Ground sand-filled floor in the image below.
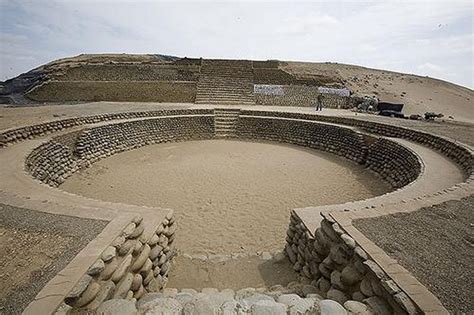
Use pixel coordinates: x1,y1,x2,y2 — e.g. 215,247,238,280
61,140,391,256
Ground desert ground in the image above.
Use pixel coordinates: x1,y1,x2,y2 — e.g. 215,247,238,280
283,62,473,122
61,140,390,257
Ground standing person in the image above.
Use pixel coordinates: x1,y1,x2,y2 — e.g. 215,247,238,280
316,93,324,111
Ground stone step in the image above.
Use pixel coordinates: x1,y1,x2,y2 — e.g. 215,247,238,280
196,90,253,96
214,109,241,113
126,285,352,315
214,117,239,121
196,93,253,98
196,100,255,105
196,84,253,90
197,81,253,91
196,96,254,101
200,69,253,74
215,129,236,133
215,117,238,121
215,124,237,129
196,85,252,90
213,112,241,115
197,101,254,105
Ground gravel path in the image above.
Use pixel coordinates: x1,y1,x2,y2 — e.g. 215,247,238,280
0,204,108,314
354,196,474,314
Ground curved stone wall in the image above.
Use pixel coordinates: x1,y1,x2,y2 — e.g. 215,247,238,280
6,108,472,181
1,108,213,147
75,116,214,160
24,113,422,191
26,115,214,187
4,108,473,314
240,110,473,178
237,116,420,188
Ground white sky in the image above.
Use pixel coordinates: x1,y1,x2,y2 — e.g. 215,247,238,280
1,0,473,88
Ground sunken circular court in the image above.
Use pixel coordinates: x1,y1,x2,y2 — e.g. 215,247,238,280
0,107,472,314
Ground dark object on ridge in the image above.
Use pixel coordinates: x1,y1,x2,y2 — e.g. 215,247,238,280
424,112,444,120
379,110,404,118
378,102,404,112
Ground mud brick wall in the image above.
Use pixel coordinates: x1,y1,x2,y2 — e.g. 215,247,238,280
26,81,197,103
1,109,213,147
286,211,420,314
63,211,177,312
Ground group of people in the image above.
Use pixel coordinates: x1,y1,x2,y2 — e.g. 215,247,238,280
314,92,379,112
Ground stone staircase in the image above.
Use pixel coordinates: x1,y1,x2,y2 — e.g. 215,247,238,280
196,60,255,105
214,108,241,138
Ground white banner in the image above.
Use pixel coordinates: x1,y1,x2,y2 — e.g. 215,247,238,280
254,84,285,96
318,87,350,97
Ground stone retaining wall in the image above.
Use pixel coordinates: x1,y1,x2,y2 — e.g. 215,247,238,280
7,109,472,179
75,116,214,161
26,140,77,187
24,113,422,191
25,115,214,187
254,85,351,108
365,138,421,189
1,109,213,147
25,81,197,103
58,64,200,82
237,116,367,164
240,110,473,178
286,211,419,314
237,116,421,189
61,211,176,312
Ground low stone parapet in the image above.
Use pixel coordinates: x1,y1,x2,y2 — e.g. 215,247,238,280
1,108,213,147
286,211,424,314
25,115,215,187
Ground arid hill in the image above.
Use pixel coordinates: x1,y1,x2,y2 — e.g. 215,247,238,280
1,54,472,122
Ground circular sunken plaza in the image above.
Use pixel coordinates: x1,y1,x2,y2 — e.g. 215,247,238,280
0,102,472,315
0,52,472,315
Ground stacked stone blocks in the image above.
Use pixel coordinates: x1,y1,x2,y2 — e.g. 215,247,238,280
240,110,472,178
63,211,176,311
25,115,214,187
286,211,420,314
254,85,351,108
1,109,213,147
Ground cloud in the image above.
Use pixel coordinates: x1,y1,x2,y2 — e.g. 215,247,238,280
276,13,340,36
0,0,472,88
418,62,444,73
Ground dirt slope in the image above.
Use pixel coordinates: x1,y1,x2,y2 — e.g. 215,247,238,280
283,62,473,122
2,54,472,121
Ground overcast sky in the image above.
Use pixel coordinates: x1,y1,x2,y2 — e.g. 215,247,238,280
1,0,473,88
